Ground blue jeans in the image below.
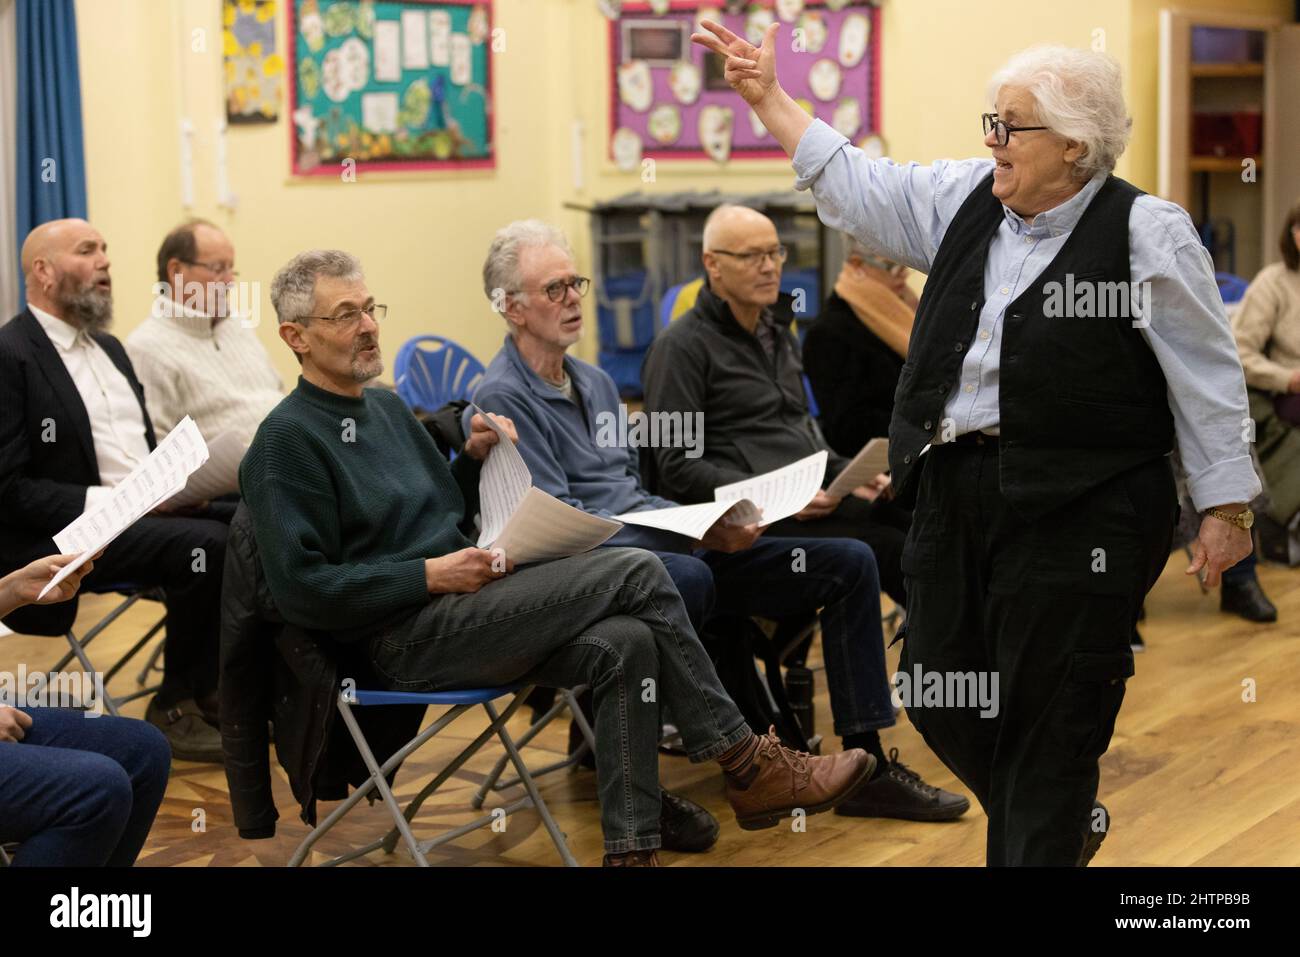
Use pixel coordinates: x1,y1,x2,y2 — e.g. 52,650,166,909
369,548,750,854
656,537,896,737
0,709,171,866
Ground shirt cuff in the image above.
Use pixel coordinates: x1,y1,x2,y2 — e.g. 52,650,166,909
792,118,850,191
1185,454,1262,512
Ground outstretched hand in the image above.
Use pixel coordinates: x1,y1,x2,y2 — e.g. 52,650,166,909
691,19,780,108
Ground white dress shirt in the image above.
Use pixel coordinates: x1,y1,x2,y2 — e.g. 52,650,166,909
29,303,151,512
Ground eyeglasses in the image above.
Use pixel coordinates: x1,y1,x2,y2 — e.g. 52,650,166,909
297,303,388,326
710,245,789,268
182,260,240,277
534,276,591,303
981,113,1049,146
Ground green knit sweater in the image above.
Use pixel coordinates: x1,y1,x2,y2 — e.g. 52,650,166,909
240,376,481,634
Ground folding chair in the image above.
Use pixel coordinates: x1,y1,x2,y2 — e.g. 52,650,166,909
49,584,166,716
289,684,578,867
394,335,486,411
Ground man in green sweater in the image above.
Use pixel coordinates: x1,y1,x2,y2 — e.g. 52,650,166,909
240,249,873,866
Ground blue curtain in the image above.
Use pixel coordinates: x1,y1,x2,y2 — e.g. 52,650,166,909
15,0,87,302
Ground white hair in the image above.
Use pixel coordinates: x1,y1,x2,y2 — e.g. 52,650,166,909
987,45,1131,180
482,220,573,306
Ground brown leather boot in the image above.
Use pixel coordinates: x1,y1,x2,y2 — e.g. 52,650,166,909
602,849,661,866
726,727,875,831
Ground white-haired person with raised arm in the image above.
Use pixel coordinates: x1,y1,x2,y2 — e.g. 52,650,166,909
692,23,1258,865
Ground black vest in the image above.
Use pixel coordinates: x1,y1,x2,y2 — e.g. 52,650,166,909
888,172,1174,521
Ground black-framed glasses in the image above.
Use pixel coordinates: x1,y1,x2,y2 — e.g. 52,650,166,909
182,259,240,277
982,113,1049,146
711,245,789,268
298,303,387,326
534,276,591,303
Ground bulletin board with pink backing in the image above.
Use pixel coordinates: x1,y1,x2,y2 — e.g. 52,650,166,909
607,0,880,164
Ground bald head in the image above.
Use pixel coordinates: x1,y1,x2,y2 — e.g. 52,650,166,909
21,218,113,331
701,204,784,325
701,204,776,255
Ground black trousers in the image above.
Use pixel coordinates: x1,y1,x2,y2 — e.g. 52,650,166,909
897,435,1176,866
767,493,910,607
81,512,229,706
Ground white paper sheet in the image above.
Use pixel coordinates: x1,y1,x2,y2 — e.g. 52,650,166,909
429,10,451,67
485,487,621,565
615,499,760,541
470,405,622,564
401,9,429,70
361,92,399,133
373,20,401,82
41,417,210,598
450,32,472,86
713,451,827,526
167,431,246,509
825,438,889,499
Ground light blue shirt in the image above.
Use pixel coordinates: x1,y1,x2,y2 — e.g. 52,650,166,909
792,119,1260,510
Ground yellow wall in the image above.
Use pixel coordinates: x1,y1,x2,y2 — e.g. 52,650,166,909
76,0,1292,383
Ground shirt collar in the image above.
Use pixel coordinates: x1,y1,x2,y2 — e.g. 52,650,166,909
150,294,217,336
503,333,582,401
28,303,86,352
1000,171,1108,238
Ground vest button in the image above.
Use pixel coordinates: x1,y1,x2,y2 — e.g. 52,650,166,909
923,420,933,430
970,301,978,311
904,454,912,464
954,342,964,352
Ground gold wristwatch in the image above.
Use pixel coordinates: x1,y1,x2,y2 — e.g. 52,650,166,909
1206,506,1254,530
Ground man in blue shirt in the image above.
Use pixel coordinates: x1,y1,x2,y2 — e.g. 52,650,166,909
472,220,968,839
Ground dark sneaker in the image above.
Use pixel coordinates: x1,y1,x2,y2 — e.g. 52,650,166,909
834,748,970,821
602,849,660,866
146,696,224,764
1221,578,1278,623
1079,801,1109,866
726,727,875,831
660,788,719,852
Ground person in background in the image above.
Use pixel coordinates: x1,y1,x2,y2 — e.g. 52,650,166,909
1230,201,1300,577
0,219,228,762
804,235,917,455
0,554,172,867
126,219,283,446
643,204,910,609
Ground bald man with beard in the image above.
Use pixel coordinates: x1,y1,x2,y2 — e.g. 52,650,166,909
0,219,227,763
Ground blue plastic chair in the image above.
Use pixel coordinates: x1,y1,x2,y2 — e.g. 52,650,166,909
1215,272,1249,305
288,683,579,867
394,335,486,412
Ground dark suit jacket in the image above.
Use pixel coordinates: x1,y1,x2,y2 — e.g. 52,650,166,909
0,308,157,635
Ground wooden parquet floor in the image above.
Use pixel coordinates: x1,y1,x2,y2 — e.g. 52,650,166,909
3,553,1297,867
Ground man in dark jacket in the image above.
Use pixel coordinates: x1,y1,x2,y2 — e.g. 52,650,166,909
0,219,226,762
642,205,910,608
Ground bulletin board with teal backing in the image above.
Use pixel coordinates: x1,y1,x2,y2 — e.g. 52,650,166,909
289,0,494,175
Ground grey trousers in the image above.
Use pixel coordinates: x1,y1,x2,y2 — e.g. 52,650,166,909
368,547,750,853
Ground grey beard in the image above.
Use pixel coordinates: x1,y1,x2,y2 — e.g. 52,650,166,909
58,285,113,334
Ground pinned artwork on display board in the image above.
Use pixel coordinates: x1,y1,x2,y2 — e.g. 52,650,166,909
224,0,283,124
797,11,828,53
609,1,879,163
698,104,734,163
290,1,494,176
598,0,623,19
648,103,682,144
775,0,805,22
839,11,870,68
858,133,885,158
832,97,861,138
670,61,702,105
809,58,841,101
612,127,643,171
618,60,654,112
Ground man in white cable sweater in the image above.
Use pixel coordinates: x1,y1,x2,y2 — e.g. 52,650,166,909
126,219,283,445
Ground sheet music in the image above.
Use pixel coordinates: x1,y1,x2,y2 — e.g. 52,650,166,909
41,417,210,598
470,405,533,545
486,487,621,565
713,451,828,527
825,438,889,499
167,431,246,508
615,499,761,540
